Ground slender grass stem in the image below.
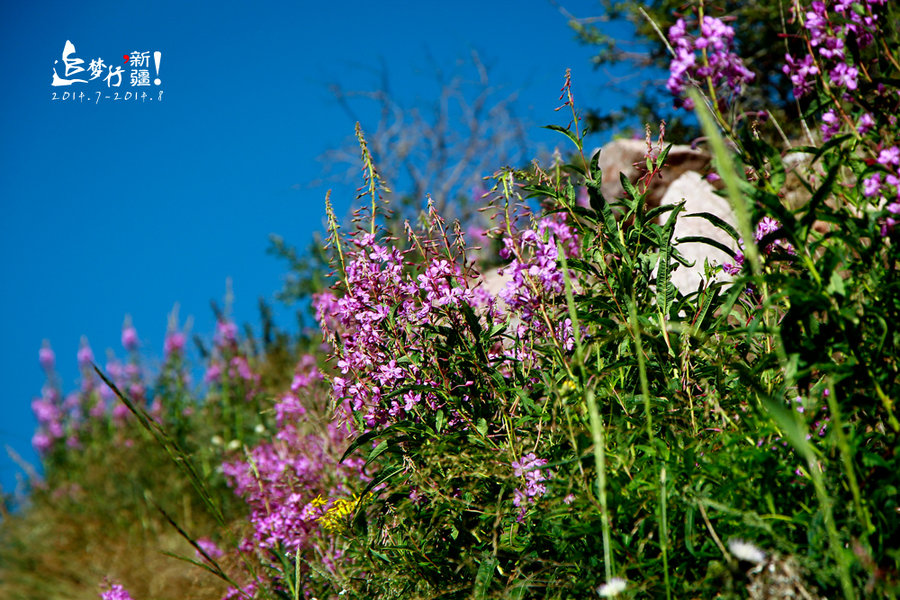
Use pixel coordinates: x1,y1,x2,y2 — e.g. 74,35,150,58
558,244,613,582
659,467,672,600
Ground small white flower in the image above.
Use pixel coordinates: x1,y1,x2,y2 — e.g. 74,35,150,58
226,439,241,451
597,577,627,597
728,538,766,564
254,423,265,434
210,435,223,446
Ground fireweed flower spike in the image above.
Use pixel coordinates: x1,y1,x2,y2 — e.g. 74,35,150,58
77,336,94,369
39,340,56,372
121,316,139,351
666,15,755,111
721,218,794,276
214,319,238,349
100,582,135,600
781,0,888,140
511,452,551,521
164,330,186,356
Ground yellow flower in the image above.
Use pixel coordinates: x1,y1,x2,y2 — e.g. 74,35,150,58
316,493,373,532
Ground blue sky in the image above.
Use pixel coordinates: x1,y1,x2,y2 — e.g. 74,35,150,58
0,0,630,495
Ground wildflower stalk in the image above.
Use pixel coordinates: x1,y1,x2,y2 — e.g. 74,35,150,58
696,1,731,135
556,68,589,175
324,191,348,286
355,122,390,236
627,290,653,443
806,440,855,600
659,467,672,600
558,243,613,582
690,89,761,277
824,380,873,536
790,0,860,140
627,280,672,596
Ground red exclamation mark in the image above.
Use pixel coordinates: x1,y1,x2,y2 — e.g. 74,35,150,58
153,51,161,85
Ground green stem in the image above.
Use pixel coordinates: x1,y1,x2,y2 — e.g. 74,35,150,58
660,467,672,600
825,380,873,535
559,244,614,582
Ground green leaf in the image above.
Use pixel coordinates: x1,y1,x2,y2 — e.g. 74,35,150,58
565,180,577,207
366,440,392,467
620,171,641,203
826,270,845,297
487,322,507,338
476,418,488,437
645,203,677,223
474,555,499,599
460,301,484,341
657,201,685,315
676,235,738,258
590,147,602,181
685,212,741,243
340,429,384,464
339,421,412,464
656,143,673,170
359,465,406,499
799,165,838,238
586,179,623,254
543,124,581,149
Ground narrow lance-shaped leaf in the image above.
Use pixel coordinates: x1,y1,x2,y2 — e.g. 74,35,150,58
657,201,685,315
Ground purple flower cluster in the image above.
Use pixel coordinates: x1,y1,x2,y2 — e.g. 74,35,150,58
215,320,239,347
32,338,110,453
498,214,579,356
222,355,364,557
77,337,94,368
203,319,261,400
222,580,259,600
499,216,577,318
32,382,63,453
222,430,328,552
31,321,167,455
783,0,888,139
121,327,139,352
39,343,55,371
195,537,224,561
666,16,756,110
721,217,795,276
313,211,586,435
315,231,480,428
100,583,134,600
862,147,900,235
511,452,551,522
164,331,186,356
782,54,820,98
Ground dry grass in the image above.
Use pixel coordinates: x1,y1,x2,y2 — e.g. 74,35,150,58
0,430,237,600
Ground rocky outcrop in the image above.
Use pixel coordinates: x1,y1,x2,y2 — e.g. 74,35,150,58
595,138,711,210
659,171,738,294
480,140,738,299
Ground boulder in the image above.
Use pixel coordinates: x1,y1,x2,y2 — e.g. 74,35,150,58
659,171,739,294
595,138,710,210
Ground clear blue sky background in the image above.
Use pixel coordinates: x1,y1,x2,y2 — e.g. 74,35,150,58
0,0,632,495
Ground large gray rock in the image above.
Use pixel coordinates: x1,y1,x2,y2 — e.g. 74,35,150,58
659,171,739,294
595,139,711,210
